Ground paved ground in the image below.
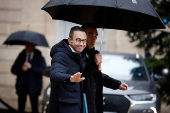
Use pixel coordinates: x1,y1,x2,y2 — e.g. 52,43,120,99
0,101,169,113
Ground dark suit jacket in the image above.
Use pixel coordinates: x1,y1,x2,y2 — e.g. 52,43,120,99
83,47,121,113
11,49,46,96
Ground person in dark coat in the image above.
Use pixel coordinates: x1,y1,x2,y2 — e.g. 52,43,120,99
48,26,93,113
81,23,128,113
11,42,46,113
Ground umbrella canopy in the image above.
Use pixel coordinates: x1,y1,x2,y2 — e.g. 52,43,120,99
42,0,165,32
3,30,49,47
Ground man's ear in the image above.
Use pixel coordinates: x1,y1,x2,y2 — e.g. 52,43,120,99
68,37,72,45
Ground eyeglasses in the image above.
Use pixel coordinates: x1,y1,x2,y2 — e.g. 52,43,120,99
76,38,87,44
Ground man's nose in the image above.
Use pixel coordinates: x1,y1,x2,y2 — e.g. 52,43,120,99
91,38,96,41
79,41,84,45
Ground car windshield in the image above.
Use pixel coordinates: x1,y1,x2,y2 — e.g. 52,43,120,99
101,54,148,81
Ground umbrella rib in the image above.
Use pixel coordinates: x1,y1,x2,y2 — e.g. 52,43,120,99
100,28,104,52
100,7,106,52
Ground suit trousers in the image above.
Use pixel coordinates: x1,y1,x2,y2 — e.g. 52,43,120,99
18,81,39,113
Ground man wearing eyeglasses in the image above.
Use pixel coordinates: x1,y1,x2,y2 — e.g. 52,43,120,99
48,26,93,113
81,23,128,113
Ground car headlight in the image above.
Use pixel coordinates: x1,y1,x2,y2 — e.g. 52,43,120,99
46,87,51,97
129,94,156,101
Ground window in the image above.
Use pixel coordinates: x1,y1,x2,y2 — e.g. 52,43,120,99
56,20,80,42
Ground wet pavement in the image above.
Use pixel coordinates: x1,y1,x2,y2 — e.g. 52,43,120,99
0,101,169,113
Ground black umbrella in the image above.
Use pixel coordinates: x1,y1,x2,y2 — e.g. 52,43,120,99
3,30,49,47
42,0,165,71
42,0,165,32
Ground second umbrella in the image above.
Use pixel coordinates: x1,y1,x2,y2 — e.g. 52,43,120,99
3,30,49,47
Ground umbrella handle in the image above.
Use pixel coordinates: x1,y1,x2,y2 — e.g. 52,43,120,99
98,28,103,72
98,63,102,72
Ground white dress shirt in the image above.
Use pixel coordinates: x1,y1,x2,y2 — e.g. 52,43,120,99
26,52,34,62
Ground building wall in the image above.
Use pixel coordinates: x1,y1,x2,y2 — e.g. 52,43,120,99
107,29,144,55
0,0,56,112
0,0,145,112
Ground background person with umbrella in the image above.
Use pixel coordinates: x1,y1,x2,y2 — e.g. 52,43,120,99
4,30,48,113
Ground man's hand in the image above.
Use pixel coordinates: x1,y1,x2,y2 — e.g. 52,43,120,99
94,52,102,65
24,62,32,69
22,65,27,72
22,62,32,72
119,83,128,91
70,72,85,82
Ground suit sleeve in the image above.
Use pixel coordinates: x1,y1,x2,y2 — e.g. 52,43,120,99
102,72,121,89
29,56,46,75
50,52,73,85
11,53,24,75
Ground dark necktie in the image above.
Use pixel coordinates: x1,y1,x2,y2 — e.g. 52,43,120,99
28,54,31,63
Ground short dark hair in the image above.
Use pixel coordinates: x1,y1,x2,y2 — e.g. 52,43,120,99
69,26,86,39
81,23,97,30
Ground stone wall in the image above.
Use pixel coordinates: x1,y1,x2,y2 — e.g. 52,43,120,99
0,0,56,112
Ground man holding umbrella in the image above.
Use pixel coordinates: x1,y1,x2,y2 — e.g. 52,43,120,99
11,41,46,113
81,23,128,113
